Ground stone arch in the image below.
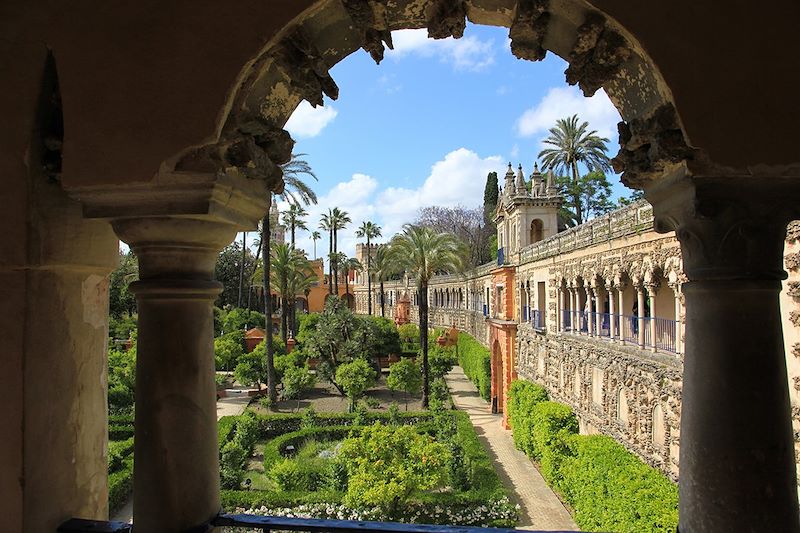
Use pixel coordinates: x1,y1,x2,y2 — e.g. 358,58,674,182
163,0,698,200
491,339,503,413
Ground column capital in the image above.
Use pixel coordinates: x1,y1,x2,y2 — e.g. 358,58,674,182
67,170,271,230
647,174,800,281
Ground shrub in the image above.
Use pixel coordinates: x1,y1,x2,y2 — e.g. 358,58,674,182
386,358,421,410
108,437,134,473
271,458,327,492
559,435,678,532
108,456,134,514
337,423,451,514
456,333,491,401
234,411,260,452
397,323,419,347
425,345,458,380
335,359,377,411
359,315,402,358
215,333,244,371
220,440,247,489
218,415,238,448
507,380,549,456
281,365,316,402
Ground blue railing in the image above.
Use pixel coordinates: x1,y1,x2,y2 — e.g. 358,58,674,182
483,304,488,317
561,311,678,353
497,247,505,266
531,309,543,329
59,515,548,533
522,305,528,321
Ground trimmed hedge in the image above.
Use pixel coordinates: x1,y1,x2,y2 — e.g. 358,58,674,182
507,381,678,532
220,410,518,527
109,456,134,514
108,437,134,473
456,333,491,401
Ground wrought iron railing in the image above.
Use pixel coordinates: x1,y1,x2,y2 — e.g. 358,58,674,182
59,515,554,533
561,311,678,353
497,247,505,266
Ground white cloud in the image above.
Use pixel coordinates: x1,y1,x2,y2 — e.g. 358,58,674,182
288,149,504,261
515,86,621,142
510,144,520,158
387,29,496,72
284,101,338,139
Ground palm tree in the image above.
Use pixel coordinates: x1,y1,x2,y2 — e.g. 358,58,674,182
238,232,247,308
310,230,321,259
371,244,397,318
356,221,382,315
330,208,351,296
389,225,466,407
342,256,363,307
320,212,334,296
282,203,309,248
538,114,611,226
260,153,318,401
269,243,316,345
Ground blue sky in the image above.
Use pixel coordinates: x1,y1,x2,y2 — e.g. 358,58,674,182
275,24,631,261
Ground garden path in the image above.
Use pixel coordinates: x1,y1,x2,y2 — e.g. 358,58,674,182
111,394,251,523
445,367,578,531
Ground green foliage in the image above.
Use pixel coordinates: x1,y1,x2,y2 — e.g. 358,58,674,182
386,358,422,406
218,416,238,449
108,437,134,473
359,315,402,357
506,383,677,532
455,333,491,401
397,323,420,348
222,307,266,334
296,312,320,345
428,377,451,410
483,171,499,226
271,458,328,492
220,440,247,489
335,359,377,410
234,411,261,451
108,314,137,341
108,456,134,514
336,423,450,512
215,330,244,371
506,380,549,454
387,402,401,425
235,338,287,386
553,170,615,227
109,250,138,320
425,345,457,380
215,242,259,309
108,346,136,413
281,365,316,401
560,435,678,532
300,406,317,430
304,299,367,389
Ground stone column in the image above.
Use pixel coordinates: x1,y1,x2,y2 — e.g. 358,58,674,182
112,217,235,532
557,287,564,332
585,286,594,336
618,283,626,344
595,285,604,336
672,283,683,354
609,284,617,339
636,285,646,348
648,176,800,533
569,286,577,332
647,283,658,352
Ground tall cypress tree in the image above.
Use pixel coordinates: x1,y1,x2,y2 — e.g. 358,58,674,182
483,171,499,225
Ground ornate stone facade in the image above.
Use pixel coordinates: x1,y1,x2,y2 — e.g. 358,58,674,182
355,200,798,484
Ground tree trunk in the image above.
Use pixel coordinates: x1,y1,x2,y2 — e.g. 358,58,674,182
238,232,246,308
366,235,372,315
571,161,583,226
290,223,295,248
380,280,385,318
420,283,429,408
344,271,349,306
328,230,333,296
281,296,288,346
333,228,339,296
262,211,277,402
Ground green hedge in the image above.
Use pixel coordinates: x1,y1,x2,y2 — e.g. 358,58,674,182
507,381,678,532
108,437,134,473
260,425,355,472
109,456,134,514
456,333,491,401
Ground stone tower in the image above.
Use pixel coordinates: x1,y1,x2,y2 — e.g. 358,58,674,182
495,162,562,262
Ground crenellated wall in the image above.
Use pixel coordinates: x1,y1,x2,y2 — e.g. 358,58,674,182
354,201,799,482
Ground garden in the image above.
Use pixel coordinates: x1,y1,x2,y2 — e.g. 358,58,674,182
217,407,518,526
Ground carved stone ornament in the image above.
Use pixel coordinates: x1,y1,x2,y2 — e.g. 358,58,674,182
341,0,393,64
787,221,800,243
786,252,800,272
274,28,339,108
788,282,800,298
509,0,550,62
648,176,800,282
175,124,293,190
564,13,631,97
426,0,467,40
612,104,694,190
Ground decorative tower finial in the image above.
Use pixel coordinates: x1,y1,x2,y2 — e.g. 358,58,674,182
515,164,527,196
504,162,516,197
